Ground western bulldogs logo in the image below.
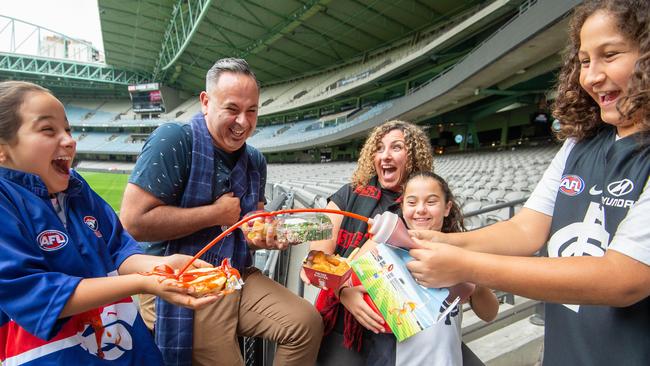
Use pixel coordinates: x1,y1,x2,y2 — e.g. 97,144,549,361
37,230,68,251
559,175,584,196
84,216,98,230
78,301,138,360
84,216,103,238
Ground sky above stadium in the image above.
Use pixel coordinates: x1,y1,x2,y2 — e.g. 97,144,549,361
1,0,103,51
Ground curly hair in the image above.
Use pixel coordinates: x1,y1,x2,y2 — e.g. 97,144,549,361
403,171,466,233
552,0,650,142
350,120,433,189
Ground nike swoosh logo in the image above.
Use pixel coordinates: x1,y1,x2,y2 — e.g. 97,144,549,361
589,186,603,195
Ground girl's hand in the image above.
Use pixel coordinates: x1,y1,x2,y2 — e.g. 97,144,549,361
339,285,385,334
141,275,219,310
447,282,476,303
406,239,470,288
145,254,219,309
161,254,213,271
408,229,446,242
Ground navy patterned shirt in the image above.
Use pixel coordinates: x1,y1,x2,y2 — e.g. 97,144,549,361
128,123,267,255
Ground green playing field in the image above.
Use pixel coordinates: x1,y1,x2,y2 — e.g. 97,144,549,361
78,171,129,212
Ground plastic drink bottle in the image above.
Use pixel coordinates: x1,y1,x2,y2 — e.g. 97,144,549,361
368,211,420,249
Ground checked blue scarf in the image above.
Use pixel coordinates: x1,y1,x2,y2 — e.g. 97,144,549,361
155,113,261,365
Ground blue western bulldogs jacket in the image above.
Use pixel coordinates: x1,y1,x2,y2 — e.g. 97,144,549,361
0,167,162,365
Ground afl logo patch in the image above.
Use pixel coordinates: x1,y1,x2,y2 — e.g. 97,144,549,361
559,175,584,196
37,230,68,251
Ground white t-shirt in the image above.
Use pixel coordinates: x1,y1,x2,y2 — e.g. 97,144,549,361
395,308,462,366
525,138,650,265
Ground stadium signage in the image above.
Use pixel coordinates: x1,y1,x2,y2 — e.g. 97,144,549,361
128,82,160,92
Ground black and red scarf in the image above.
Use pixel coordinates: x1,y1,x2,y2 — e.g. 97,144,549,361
315,176,397,351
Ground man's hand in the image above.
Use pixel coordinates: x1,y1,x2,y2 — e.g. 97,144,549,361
406,239,471,288
243,217,289,251
212,192,241,226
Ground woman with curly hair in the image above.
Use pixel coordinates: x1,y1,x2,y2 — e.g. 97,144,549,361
407,1,650,365
301,120,433,365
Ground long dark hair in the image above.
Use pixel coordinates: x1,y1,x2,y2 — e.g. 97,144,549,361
402,171,465,233
0,81,51,143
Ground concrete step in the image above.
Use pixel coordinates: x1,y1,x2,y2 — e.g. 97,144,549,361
466,317,544,366
462,296,539,342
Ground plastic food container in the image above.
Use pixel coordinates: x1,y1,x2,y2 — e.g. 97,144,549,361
302,250,352,289
276,213,333,245
244,212,333,245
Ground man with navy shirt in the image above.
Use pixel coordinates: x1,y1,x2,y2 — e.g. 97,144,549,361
120,58,322,366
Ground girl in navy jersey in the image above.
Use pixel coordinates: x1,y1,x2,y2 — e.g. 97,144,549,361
0,81,217,365
406,1,650,365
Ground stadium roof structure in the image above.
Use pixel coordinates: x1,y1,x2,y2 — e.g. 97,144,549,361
98,0,490,91
0,15,150,98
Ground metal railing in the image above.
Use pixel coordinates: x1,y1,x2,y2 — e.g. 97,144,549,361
248,189,534,365
243,192,298,366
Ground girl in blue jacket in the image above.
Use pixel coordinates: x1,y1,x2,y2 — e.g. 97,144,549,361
0,81,218,365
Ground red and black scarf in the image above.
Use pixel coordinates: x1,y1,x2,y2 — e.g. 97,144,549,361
315,176,398,351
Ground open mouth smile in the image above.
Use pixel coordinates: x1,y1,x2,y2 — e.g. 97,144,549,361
52,156,72,175
598,91,620,106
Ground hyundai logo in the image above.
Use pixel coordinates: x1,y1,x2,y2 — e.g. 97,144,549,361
607,179,634,197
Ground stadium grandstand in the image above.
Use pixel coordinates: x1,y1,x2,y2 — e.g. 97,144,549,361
0,0,584,364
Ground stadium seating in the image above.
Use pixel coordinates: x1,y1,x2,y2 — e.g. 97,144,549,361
256,0,510,116
263,144,559,227
247,101,394,149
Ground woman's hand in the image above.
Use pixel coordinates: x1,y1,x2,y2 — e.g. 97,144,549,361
406,239,472,288
299,267,328,290
339,285,385,334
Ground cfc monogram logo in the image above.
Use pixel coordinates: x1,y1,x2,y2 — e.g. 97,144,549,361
548,202,611,314
547,202,610,258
